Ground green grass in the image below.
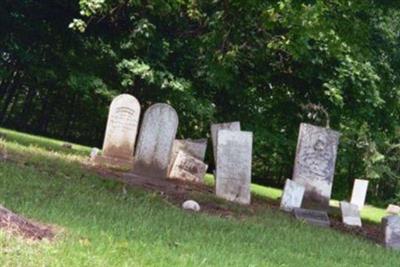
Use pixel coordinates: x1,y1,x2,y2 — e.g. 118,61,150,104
0,128,398,266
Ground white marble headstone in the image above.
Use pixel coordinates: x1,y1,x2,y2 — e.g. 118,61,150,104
132,103,178,178
280,179,305,212
340,201,362,227
292,123,340,210
387,204,400,215
169,150,208,182
102,94,140,160
382,215,400,250
350,179,369,210
216,130,252,205
211,122,240,165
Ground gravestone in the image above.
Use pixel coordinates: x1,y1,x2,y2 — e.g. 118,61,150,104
169,150,208,182
293,208,330,227
382,215,400,250
280,179,305,212
387,204,400,215
292,123,340,210
350,179,369,210
95,94,140,168
131,103,178,178
168,139,207,173
215,130,252,205
90,147,100,161
211,122,240,165
340,201,362,227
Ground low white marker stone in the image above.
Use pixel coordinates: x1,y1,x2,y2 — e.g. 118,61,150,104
132,103,178,178
292,123,340,210
182,200,200,212
386,204,400,215
90,147,100,161
95,94,140,168
211,122,240,165
350,179,369,210
382,215,400,250
340,201,362,227
169,150,208,182
216,130,252,205
280,179,305,212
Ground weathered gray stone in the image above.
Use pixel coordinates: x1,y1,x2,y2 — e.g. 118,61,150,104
169,150,208,182
132,103,178,178
387,204,400,215
292,123,340,210
182,200,200,212
211,122,240,165
169,139,207,172
96,94,140,168
340,201,362,227
350,179,369,210
293,208,330,227
215,130,252,205
280,179,305,212
382,215,400,250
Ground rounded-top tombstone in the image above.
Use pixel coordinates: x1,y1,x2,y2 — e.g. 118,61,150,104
96,94,141,168
132,103,179,178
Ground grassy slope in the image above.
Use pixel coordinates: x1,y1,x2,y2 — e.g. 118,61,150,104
0,128,398,266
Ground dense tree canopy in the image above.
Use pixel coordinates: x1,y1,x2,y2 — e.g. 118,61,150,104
1,0,399,204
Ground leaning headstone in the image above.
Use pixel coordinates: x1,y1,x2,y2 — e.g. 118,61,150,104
169,139,207,172
350,179,369,210
211,122,240,165
280,179,305,212
292,123,340,210
131,103,178,178
382,215,400,250
386,204,400,215
216,130,252,205
95,94,140,168
169,150,208,182
340,201,362,227
293,208,330,227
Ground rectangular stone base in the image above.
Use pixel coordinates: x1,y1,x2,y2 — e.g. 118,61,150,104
93,155,133,170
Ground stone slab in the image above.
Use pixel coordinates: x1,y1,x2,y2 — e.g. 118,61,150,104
350,179,369,210
215,130,252,205
169,150,208,182
293,208,330,227
211,122,240,165
168,139,207,173
101,94,140,161
280,179,305,212
132,103,178,178
340,201,362,227
292,123,340,210
387,204,400,215
382,215,400,250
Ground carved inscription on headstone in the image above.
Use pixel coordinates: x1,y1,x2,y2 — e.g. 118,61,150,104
350,179,369,210
169,139,207,173
132,103,178,178
216,130,252,205
292,123,340,210
382,215,400,250
280,179,305,212
169,150,208,182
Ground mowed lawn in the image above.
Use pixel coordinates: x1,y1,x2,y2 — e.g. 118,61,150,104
0,128,398,266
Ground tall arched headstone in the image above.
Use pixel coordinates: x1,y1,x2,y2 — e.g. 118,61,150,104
131,103,179,178
292,123,340,210
95,94,140,168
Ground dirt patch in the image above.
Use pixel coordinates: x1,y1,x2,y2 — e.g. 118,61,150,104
0,205,55,241
90,165,384,245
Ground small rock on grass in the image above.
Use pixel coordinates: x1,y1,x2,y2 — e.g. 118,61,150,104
182,200,200,212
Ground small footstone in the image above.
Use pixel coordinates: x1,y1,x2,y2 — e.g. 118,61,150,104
280,179,305,212
182,200,200,212
382,215,400,250
386,204,400,215
340,201,362,227
293,208,330,227
90,147,100,161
